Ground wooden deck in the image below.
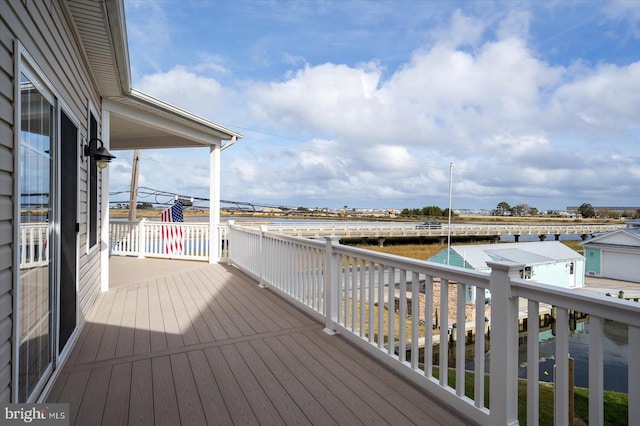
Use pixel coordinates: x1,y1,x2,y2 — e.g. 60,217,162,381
47,257,471,425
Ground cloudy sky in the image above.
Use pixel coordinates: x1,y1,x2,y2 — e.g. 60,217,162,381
111,0,640,212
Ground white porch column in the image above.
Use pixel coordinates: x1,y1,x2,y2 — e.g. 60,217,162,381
100,109,111,292
209,142,221,263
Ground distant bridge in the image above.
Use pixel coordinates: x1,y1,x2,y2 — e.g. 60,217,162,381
237,221,625,244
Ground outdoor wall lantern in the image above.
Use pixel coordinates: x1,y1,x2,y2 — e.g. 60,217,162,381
84,138,116,169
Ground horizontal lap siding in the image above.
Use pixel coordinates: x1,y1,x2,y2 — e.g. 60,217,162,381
24,0,103,321
0,0,15,403
1,0,105,401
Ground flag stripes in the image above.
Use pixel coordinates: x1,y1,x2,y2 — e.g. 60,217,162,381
161,201,184,255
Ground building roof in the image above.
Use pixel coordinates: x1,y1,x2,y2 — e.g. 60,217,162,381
580,228,640,248
64,0,242,149
431,241,583,270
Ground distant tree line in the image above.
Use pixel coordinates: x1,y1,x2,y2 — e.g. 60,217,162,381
492,201,640,219
493,201,539,216
400,205,455,218
577,203,640,219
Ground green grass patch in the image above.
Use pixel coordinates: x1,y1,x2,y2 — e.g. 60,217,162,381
431,369,628,425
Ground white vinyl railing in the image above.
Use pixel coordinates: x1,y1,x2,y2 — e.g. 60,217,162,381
109,219,228,262
252,221,624,239
227,223,640,426
19,223,49,269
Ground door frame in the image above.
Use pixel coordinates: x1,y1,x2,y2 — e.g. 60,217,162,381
55,106,81,363
13,41,81,403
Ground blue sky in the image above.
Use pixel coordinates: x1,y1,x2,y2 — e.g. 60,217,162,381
110,0,640,211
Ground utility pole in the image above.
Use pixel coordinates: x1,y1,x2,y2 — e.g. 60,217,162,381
128,149,141,222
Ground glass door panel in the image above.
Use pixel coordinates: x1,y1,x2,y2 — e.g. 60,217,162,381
18,72,53,401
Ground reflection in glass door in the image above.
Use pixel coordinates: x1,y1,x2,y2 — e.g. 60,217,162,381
18,72,53,401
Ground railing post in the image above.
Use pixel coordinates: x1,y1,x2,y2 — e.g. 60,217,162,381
487,261,523,426
227,221,235,266
258,226,268,288
137,219,146,259
323,236,341,335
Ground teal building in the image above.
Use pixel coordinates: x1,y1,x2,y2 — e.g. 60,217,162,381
429,241,585,303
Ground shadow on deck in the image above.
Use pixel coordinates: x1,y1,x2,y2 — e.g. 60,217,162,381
47,257,471,425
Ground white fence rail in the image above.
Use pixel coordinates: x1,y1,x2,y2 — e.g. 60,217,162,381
109,220,228,262
228,223,639,426
19,223,49,269
248,221,624,239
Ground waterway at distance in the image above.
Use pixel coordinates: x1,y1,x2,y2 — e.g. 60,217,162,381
461,318,629,393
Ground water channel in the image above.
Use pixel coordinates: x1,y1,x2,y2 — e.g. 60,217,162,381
458,318,629,393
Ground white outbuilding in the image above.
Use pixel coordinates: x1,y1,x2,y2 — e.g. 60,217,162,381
581,228,640,283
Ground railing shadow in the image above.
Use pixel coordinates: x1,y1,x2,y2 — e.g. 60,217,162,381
45,257,463,425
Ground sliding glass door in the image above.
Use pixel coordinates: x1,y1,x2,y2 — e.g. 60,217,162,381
18,71,54,401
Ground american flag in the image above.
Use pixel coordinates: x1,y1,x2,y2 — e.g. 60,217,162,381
161,201,184,255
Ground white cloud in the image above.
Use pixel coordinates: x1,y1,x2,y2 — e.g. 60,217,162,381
134,65,241,123
125,0,172,76
120,5,640,210
549,62,640,132
429,9,486,48
604,1,640,40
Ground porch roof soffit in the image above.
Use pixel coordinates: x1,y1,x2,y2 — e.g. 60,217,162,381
105,93,242,149
65,0,242,149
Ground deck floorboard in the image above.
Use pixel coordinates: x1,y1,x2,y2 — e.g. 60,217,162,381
47,257,470,425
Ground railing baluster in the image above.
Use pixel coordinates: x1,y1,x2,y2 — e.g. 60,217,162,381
589,315,604,426
368,261,375,344
334,253,340,325
399,269,407,363
344,255,350,329
377,264,385,350
312,247,318,310
439,278,449,387
475,289,486,409
424,275,433,378
305,246,311,305
29,227,35,264
555,307,570,426
527,300,539,423
352,256,357,332
456,282,466,396
388,267,395,356
360,258,366,338
411,271,419,370
629,325,640,423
